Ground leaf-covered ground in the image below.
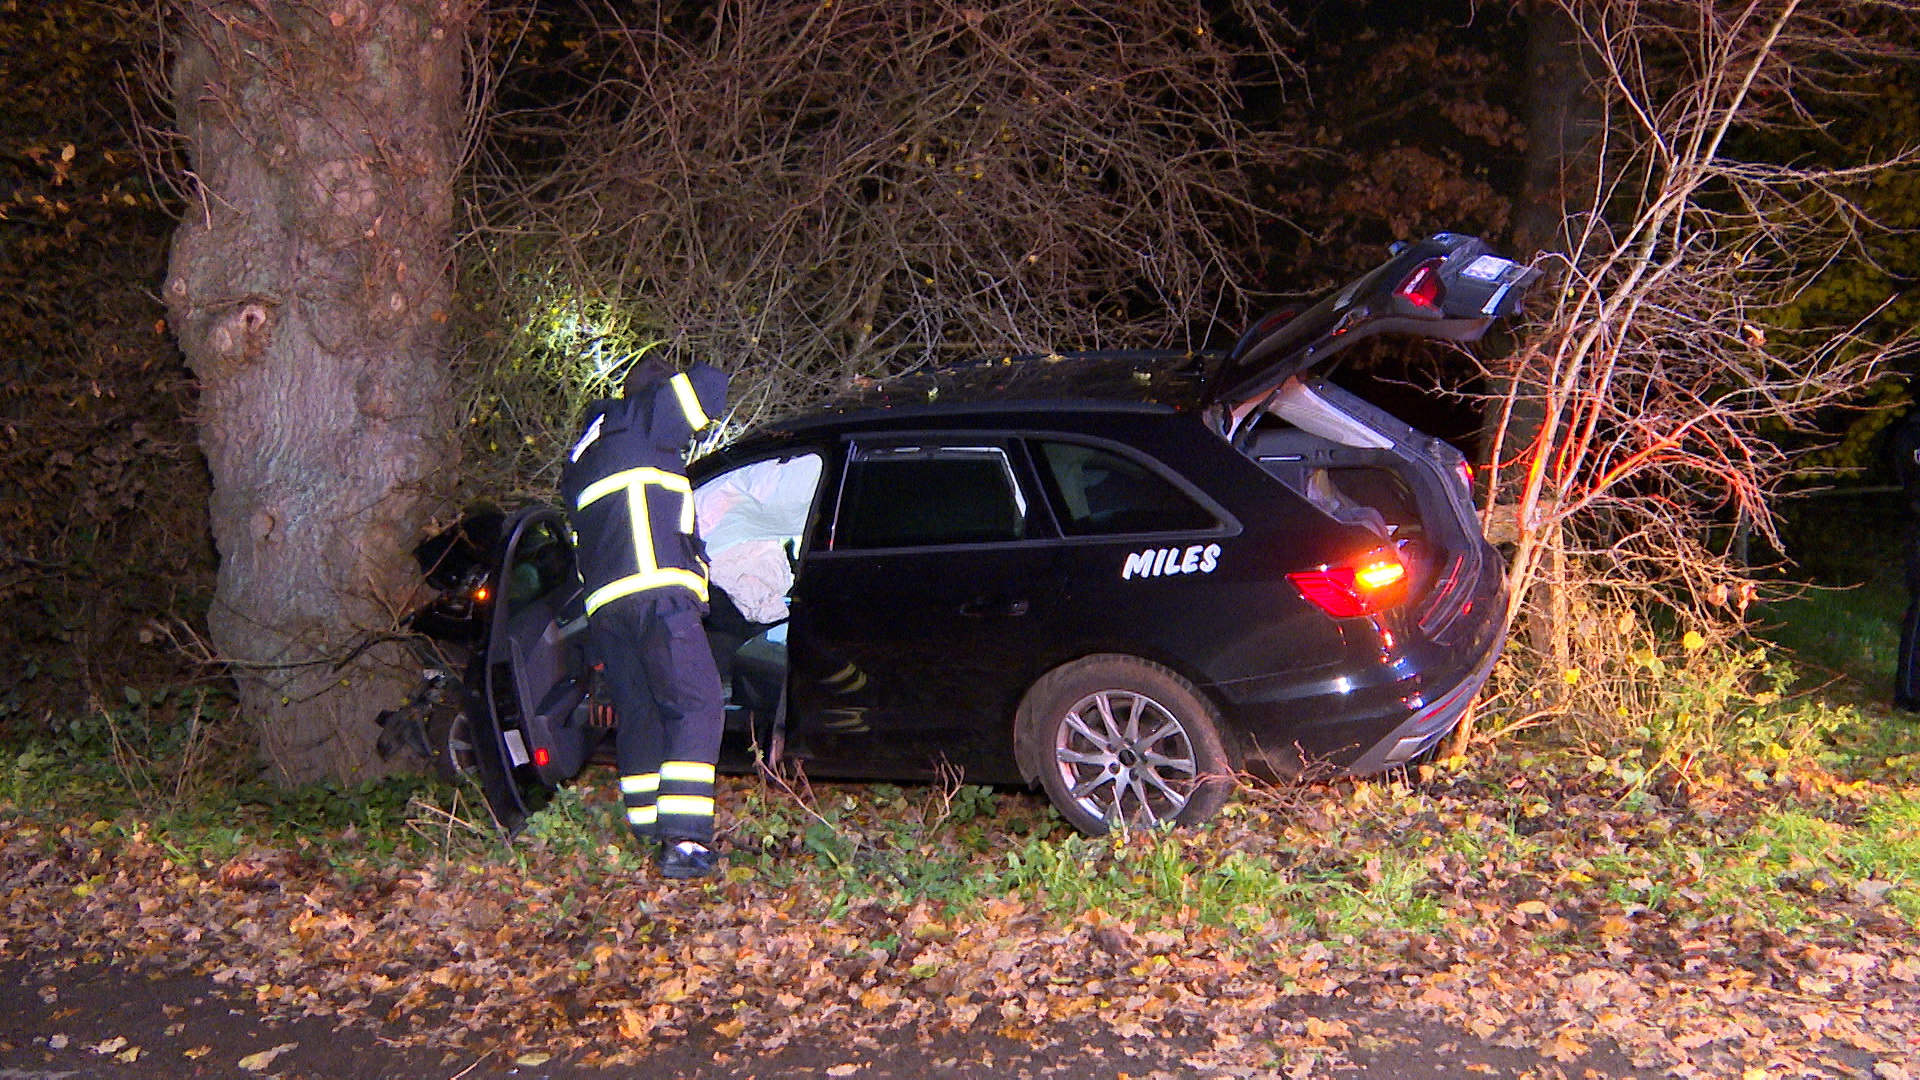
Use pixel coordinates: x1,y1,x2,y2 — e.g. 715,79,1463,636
2,746,1918,1078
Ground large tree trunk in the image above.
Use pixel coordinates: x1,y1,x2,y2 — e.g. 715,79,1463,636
1511,5,1605,260
166,0,473,785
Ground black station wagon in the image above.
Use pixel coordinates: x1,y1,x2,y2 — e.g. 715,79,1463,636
386,233,1539,836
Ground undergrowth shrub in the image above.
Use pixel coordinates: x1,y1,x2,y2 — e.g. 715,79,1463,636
1478,580,1859,781
1467,3,1917,764
3,690,238,814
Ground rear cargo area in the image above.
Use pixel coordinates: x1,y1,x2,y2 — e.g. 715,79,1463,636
1236,375,1493,641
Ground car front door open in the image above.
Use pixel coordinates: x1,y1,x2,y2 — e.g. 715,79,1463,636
470,507,595,834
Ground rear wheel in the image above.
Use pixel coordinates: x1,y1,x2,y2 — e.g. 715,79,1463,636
419,662,480,786
1016,655,1237,836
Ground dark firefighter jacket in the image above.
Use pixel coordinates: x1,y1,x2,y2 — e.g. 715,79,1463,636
559,362,730,617
1897,407,1920,523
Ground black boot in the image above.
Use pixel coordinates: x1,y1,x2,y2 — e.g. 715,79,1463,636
658,839,719,880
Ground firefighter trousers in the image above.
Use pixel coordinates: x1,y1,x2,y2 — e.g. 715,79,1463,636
586,591,724,844
1898,530,1920,711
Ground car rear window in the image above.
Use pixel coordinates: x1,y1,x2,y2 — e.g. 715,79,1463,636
1033,441,1217,536
834,444,1031,549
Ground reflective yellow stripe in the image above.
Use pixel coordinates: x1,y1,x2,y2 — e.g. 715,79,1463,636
655,794,715,817
826,663,869,693
627,806,658,826
669,373,711,432
586,569,709,615
576,466,691,511
574,465,707,613
620,774,659,795
659,761,715,785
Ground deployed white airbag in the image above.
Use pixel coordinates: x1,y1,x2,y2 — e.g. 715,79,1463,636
694,454,822,623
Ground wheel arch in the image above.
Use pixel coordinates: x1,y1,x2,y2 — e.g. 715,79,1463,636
1011,650,1242,790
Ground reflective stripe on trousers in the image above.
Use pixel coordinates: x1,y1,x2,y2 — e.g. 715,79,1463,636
655,760,716,841
621,772,659,835
588,594,725,845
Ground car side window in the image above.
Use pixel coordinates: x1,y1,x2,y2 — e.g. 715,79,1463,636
1034,441,1217,536
834,443,1031,549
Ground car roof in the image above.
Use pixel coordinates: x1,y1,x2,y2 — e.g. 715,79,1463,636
689,352,1220,475
769,350,1214,432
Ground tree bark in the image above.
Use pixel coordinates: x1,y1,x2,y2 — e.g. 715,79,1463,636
166,0,473,785
1488,3,1606,473
1511,4,1605,260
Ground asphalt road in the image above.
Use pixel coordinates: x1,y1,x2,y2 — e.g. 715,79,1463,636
0,955,1640,1079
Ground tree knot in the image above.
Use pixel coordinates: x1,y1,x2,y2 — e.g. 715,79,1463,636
210,296,277,364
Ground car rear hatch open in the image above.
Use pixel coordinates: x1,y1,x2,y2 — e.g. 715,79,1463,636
1204,232,1539,424
1206,233,1539,636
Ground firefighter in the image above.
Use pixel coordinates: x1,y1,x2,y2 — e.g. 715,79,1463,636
1894,395,1920,713
561,357,730,878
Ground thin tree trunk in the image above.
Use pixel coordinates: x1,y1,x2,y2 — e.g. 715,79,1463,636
1512,5,1605,261
1512,4,1604,676
1458,4,1604,754
166,0,473,785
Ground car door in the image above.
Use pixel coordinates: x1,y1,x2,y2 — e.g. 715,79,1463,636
469,507,596,834
1023,435,1268,677
786,437,1062,783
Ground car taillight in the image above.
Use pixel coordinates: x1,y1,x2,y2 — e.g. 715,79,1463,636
1397,260,1443,309
533,746,551,768
1289,552,1410,618
472,585,491,603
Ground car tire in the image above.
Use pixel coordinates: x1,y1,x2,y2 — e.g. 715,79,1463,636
423,670,479,786
1015,654,1238,836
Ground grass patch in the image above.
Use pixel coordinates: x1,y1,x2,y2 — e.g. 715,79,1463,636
9,633,1920,1075
6,676,1919,969
1757,490,1906,692
1707,794,1920,925
1002,828,1303,938
1757,585,1904,689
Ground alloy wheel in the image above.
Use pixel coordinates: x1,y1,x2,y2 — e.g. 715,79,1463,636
1051,688,1200,827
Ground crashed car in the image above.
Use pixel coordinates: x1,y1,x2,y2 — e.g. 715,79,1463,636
384,233,1538,837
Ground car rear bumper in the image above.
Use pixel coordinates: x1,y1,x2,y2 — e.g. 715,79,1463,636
1337,640,1498,775
1211,564,1505,777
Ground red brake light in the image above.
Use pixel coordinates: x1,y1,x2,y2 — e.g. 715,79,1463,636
1289,553,1410,618
1397,261,1443,309
533,746,551,768
472,585,490,603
